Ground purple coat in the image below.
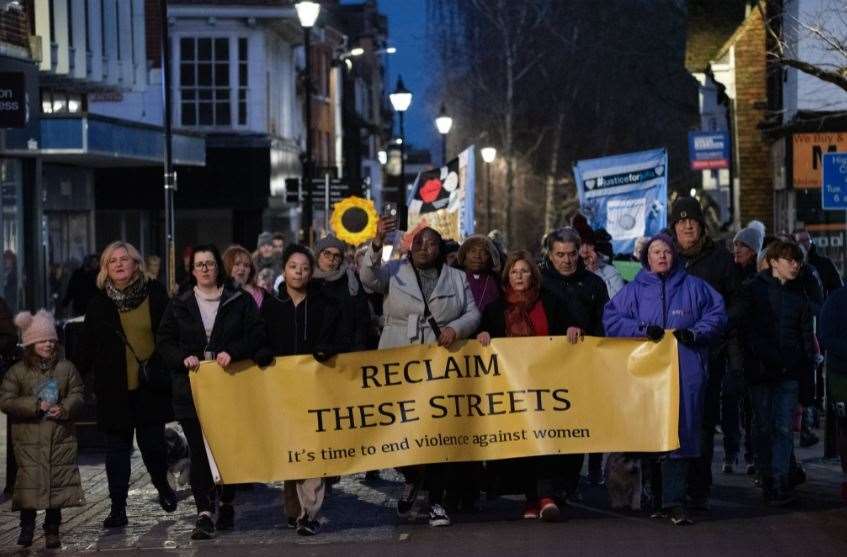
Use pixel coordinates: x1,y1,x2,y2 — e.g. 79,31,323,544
602,235,726,458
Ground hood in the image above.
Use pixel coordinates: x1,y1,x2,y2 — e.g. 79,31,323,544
639,233,679,269
634,233,685,286
457,235,502,273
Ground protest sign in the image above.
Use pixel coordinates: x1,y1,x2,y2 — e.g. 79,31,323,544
190,336,680,483
573,148,668,254
407,146,476,241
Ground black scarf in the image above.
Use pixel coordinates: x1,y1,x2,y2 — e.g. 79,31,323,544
105,274,149,313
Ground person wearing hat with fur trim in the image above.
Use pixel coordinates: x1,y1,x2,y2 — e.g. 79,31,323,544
1,310,85,548
668,196,736,508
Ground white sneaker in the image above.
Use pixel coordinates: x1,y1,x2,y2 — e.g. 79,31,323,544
428,503,451,527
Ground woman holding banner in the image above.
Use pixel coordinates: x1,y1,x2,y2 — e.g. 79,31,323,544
476,250,581,521
157,244,265,540
603,233,726,526
360,220,481,528
254,243,350,536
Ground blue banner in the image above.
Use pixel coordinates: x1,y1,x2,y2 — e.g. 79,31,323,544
573,148,668,254
688,131,730,170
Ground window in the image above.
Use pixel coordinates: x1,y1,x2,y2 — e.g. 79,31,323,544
180,36,248,127
40,90,84,114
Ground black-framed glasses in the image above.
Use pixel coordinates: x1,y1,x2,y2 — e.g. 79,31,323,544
320,250,343,261
194,261,217,270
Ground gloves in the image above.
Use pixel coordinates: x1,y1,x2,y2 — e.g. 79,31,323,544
673,328,696,347
645,325,665,342
254,349,274,368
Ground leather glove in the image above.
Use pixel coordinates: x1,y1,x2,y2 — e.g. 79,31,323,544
673,328,696,347
254,349,274,368
645,325,665,342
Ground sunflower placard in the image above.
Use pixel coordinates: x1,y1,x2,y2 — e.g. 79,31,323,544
330,196,379,246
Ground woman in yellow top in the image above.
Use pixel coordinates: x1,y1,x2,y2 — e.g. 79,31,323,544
74,241,176,528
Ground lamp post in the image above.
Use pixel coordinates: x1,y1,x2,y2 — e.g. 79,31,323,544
296,1,320,245
481,146,497,232
389,76,412,228
434,103,453,166
159,0,177,294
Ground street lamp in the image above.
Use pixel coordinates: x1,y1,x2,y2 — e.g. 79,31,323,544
434,103,453,166
159,0,178,294
389,75,412,228
481,146,497,232
296,1,320,245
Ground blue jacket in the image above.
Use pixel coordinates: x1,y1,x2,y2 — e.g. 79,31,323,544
602,237,726,458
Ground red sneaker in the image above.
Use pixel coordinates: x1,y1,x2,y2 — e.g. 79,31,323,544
522,501,539,519
538,497,561,522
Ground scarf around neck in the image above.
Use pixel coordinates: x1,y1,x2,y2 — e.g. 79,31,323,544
504,285,541,337
105,274,149,313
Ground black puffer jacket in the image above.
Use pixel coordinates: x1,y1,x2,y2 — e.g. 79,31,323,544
675,236,735,301
540,261,608,336
808,245,843,298
737,270,816,389
310,268,369,351
258,287,351,360
479,289,573,338
74,281,173,430
156,286,266,420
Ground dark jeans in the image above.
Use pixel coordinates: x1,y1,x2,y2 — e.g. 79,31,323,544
751,380,798,487
401,464,447,505
521,455,567,502
562,454,584,496
721,369,745,461
662,458,691,509
181,418,235,514
741,393,754,463
104,391,170,508
20,509,61,527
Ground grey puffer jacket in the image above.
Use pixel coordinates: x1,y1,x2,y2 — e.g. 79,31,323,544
0,359,85,511
359,246,480,348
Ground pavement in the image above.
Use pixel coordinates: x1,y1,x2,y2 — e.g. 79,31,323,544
0,411,845,556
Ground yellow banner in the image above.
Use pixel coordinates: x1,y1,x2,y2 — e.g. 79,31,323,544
190,336,680,483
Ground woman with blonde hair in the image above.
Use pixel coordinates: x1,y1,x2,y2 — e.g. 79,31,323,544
73,241,176,530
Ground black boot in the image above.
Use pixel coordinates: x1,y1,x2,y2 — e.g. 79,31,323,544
216,503,235,530
17,525,34,547
44,524,61,549
103,506,128,528
158,485,178,513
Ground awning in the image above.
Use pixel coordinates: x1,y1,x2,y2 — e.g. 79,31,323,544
7,114,206,167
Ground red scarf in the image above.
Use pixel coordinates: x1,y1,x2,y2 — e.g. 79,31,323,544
504,285,542,337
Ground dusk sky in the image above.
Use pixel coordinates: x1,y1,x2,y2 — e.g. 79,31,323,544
369,0,440,158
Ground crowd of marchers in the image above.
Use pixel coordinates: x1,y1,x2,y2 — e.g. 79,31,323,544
0,196,846,549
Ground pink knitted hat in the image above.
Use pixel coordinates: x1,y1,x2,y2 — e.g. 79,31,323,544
14,310,58,347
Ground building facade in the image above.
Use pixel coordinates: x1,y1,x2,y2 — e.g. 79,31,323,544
2,0,204,312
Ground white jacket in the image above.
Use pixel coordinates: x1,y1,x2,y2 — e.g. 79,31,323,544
359,246,480,349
